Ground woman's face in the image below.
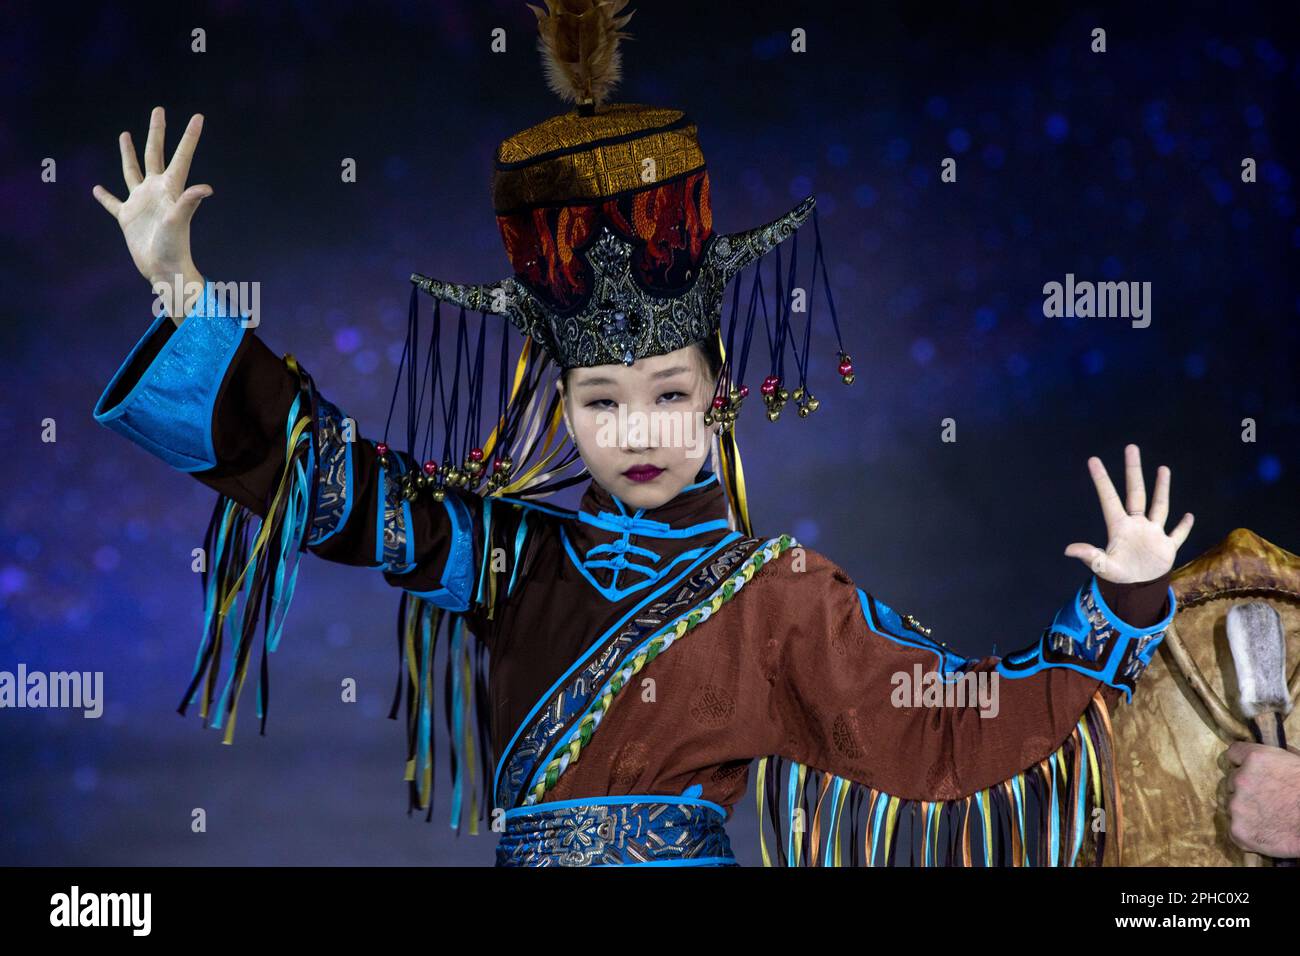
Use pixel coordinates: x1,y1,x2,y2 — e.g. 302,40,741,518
558,344,719,510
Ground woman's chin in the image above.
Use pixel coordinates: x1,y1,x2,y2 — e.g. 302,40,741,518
613,471,679,507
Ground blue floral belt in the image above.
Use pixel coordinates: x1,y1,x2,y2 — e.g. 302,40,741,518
495,795,738,867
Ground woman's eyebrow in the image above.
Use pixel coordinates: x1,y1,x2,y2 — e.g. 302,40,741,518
650,366,692,380
573,366,691,388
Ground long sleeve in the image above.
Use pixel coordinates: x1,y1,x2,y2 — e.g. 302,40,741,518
93,281,529,624
93,281,532,802
729,546,1175,866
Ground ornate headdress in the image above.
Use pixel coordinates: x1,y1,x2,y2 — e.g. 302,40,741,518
384,0,854,537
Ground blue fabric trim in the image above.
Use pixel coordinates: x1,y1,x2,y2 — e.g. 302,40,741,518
581,559,659,579
823,777,848,866
338,423,354,537
399,498,416,571
1069,719,1090,866
561,525,711,601
575,508,730,539
679,470,720,493
93,279,246,472
614,857,739,867
785,762,799,864
475,497,494,604
404,490,476,612
488,473,722,540
1088,574,1177,637
584,541,661,560
493,531,742,801
448,615,467,826
594,469,720,518
503,793,729,820
492,496,573,520
265,392,315,656
415,600,436,798
994,576,1176,701
855,588,972,675
507,510,529,597
1048,752,1060,865
374,457,387,566
869,791,889,866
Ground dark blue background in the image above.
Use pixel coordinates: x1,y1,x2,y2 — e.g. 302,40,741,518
1,0,1296,865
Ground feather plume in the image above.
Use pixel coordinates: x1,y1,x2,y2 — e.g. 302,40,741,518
526,0,635,110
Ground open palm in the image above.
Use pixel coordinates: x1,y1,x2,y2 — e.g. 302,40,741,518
1064,444,1194,583
91,106,210,295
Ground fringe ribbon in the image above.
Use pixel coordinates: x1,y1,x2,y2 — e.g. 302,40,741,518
756,690,1121,866
180,356,319,744
389,568,500,831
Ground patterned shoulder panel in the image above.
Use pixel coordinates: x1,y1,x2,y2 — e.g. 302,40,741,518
307,397,355,548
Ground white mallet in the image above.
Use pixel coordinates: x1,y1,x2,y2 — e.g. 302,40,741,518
1226,602,1296,866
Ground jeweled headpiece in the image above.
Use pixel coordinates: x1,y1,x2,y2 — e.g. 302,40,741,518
390,0,855,527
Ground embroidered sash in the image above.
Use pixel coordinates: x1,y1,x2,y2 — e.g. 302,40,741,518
496,796,736,867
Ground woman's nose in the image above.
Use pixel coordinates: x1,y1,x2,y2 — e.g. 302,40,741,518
618,402,658,450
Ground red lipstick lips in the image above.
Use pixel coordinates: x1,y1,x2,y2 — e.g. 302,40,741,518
623,465,664,482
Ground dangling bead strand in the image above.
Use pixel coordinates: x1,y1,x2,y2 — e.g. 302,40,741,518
761,374,790,421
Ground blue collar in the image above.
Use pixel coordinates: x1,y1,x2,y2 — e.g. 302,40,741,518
567,469,734,601
577,469,729,539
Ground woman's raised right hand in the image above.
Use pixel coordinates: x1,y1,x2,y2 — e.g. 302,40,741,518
93,106,211,319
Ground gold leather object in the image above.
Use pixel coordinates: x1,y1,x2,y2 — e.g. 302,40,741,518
1112,529,1300,865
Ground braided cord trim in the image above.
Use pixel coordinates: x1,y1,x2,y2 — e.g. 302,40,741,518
522,533,799,806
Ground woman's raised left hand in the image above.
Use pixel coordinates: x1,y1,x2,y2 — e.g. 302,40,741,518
1064,443,1194,583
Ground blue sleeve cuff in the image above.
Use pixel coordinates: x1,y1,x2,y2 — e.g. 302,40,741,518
93,280,248,472
996,576,1176,701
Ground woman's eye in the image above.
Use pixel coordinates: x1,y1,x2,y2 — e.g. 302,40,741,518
658,391,685,403
586,399,616,409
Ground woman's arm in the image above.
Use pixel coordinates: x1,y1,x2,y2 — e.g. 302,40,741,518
723,447,1190,865
734,553,1174,795
90,108,528,630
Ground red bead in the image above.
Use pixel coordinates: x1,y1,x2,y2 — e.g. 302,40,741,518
838,361,853,375
469,447,484,462
375,442,389,456
492,458,504,471
712,395,726,409
760,380,776,396
738,384,749,398
422,460,437,475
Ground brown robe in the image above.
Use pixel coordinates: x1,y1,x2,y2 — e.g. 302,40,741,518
97,311,1172,859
